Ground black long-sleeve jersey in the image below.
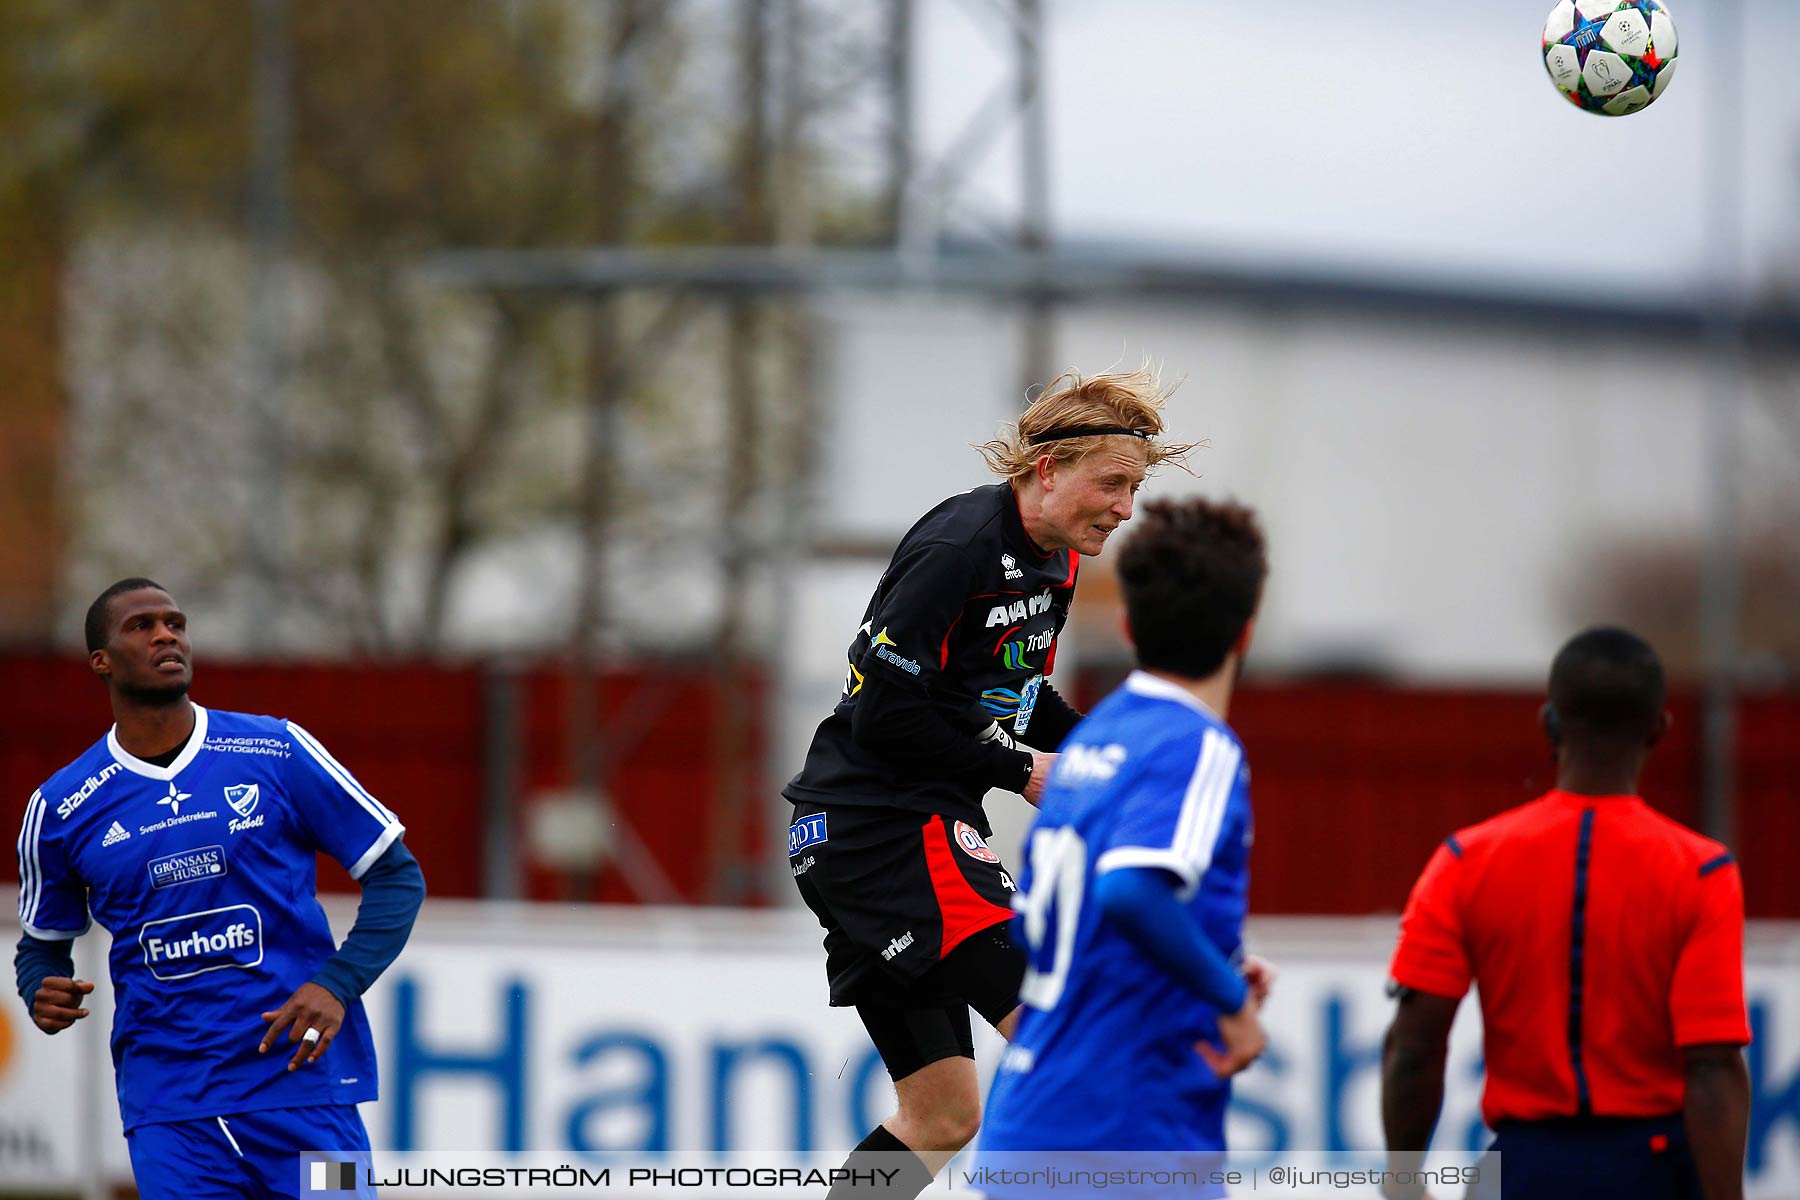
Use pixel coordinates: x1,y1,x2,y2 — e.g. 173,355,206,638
783,482,1085,834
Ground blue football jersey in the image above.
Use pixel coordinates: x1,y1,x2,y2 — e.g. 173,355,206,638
980,671,1252,1153
15,705,404,1131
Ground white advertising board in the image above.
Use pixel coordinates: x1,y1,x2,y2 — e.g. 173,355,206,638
3,900,1798,1196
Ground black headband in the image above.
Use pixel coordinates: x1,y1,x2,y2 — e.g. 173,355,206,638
1029,425,1152,444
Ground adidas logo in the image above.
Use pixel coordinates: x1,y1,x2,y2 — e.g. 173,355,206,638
101,821,131,847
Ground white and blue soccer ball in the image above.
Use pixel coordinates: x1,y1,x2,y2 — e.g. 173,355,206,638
1542,0,1678,117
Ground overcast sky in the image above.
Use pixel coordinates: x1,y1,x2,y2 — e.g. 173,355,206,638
917,0,1800,300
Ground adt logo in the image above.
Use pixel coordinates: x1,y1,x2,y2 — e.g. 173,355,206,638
788,814,828,857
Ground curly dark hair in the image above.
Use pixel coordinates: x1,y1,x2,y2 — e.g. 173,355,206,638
1116,499,1266,679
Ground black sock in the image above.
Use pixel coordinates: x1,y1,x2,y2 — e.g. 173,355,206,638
825,1124,937,1200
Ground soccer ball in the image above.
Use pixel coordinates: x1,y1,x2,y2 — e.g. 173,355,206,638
1542,1,1678,117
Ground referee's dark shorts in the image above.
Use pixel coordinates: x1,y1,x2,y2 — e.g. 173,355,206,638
789,803,1025,1080
1468,1114,1697,1200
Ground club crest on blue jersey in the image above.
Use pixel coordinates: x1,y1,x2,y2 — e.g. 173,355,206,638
224,783,260,817
788,813,828,857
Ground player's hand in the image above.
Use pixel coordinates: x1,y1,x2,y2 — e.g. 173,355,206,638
1243,953,1277,1005
260,982,346,1072
1023,752,1057,806
1196,992,1266,1078
30,976,94,1034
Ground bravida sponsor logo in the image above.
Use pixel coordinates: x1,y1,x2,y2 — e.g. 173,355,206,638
874,643,922,676
139,904,263,980
869,627,922,676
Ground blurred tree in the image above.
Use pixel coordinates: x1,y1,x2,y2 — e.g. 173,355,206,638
2,0,895,658
5,0,623,650
1571,522,1800,683
0,178,65,645
0,0,243,641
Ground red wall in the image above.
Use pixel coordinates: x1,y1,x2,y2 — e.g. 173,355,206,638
0,657,488,900
2,654,1793,916
0,656,766,906
1078,671,1799,919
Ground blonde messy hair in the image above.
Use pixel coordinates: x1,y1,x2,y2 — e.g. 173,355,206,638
976,363,1199,483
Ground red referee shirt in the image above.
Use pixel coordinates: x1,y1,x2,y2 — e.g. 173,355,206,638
1389,789,1750,1126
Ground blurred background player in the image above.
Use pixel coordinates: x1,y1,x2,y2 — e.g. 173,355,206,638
1382,627,1750,1200
977,496,1272,1200
784,366,1194,1196
14,579,427,1200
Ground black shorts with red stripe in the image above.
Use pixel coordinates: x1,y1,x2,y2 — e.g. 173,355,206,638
789,802,1023,1015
